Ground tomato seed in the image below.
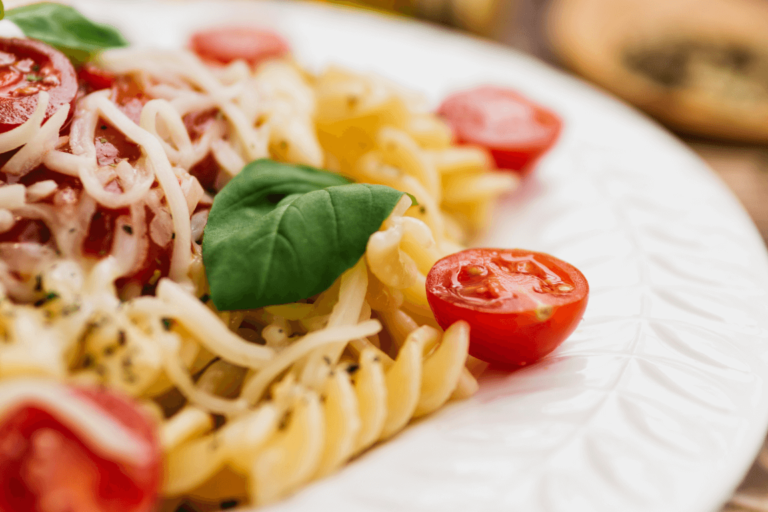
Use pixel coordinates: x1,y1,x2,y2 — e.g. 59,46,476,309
535,305,553,321
466,265,486,276
12,86,39,96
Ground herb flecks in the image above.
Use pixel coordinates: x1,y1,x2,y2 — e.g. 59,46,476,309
61,303,81,316
34,291,59,307
161,317,175,331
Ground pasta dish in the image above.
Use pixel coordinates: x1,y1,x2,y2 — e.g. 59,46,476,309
0,4,587,512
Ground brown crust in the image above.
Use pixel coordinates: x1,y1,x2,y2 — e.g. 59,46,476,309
546,0,768,142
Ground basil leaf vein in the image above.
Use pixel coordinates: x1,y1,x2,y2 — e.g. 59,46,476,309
7,3,127,63
203,159,407,311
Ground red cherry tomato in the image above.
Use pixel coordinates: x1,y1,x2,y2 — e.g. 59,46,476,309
0,384,161,512
0,38,77,134
426,248,588,367
0,71,170,297
189,27,290,65
77,63,116,91
437,86,562,175
110,73,151,125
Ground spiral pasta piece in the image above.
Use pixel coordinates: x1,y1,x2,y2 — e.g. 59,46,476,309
352,348,388,454
380,331,424,440
314,370,361,478
249,392,325,505
163,405,277,496
415,321,470,417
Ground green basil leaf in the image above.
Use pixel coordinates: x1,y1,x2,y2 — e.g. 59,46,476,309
0,1,5,22
203,159,407,311
7,3,127,63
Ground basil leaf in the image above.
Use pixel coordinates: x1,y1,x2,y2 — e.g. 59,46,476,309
203,159,407,311
7,3,127,63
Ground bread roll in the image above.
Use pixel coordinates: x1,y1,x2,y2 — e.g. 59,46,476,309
547,0,768,141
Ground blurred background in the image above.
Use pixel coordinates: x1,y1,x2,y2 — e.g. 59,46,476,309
316,0,768,510
315,0,768,249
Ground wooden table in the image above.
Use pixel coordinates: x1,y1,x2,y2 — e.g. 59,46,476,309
688,142,768,245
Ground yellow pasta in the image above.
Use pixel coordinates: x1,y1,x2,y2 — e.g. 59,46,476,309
250,391,325,505
380,332,424,440
0,27,515,510
352,348,389,454
160,406,213,452
314,370,361,478
415,321,470,417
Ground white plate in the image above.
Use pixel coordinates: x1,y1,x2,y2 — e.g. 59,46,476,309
72,1,768,511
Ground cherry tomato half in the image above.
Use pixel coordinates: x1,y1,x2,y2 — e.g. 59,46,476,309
426,248,588,367
189,27,290,65
437,86,562,175
77,63,116,92
0,384,161,512
0,38,77,134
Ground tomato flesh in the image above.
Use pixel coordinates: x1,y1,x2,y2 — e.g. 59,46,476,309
426,248,588,367
0,38,77,134
184,109,223,191
189,27,290,65
0,386,161,512
0,72,171,296
437,86,562,175
77,63,116,92
93,76,172,293
109,74,151,125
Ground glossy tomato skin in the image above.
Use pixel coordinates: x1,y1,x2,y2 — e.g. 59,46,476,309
0,38,77,134
437,86,562,176
426,248,588,367
190,27,290,65
77,63,116,92
0,385,161,512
